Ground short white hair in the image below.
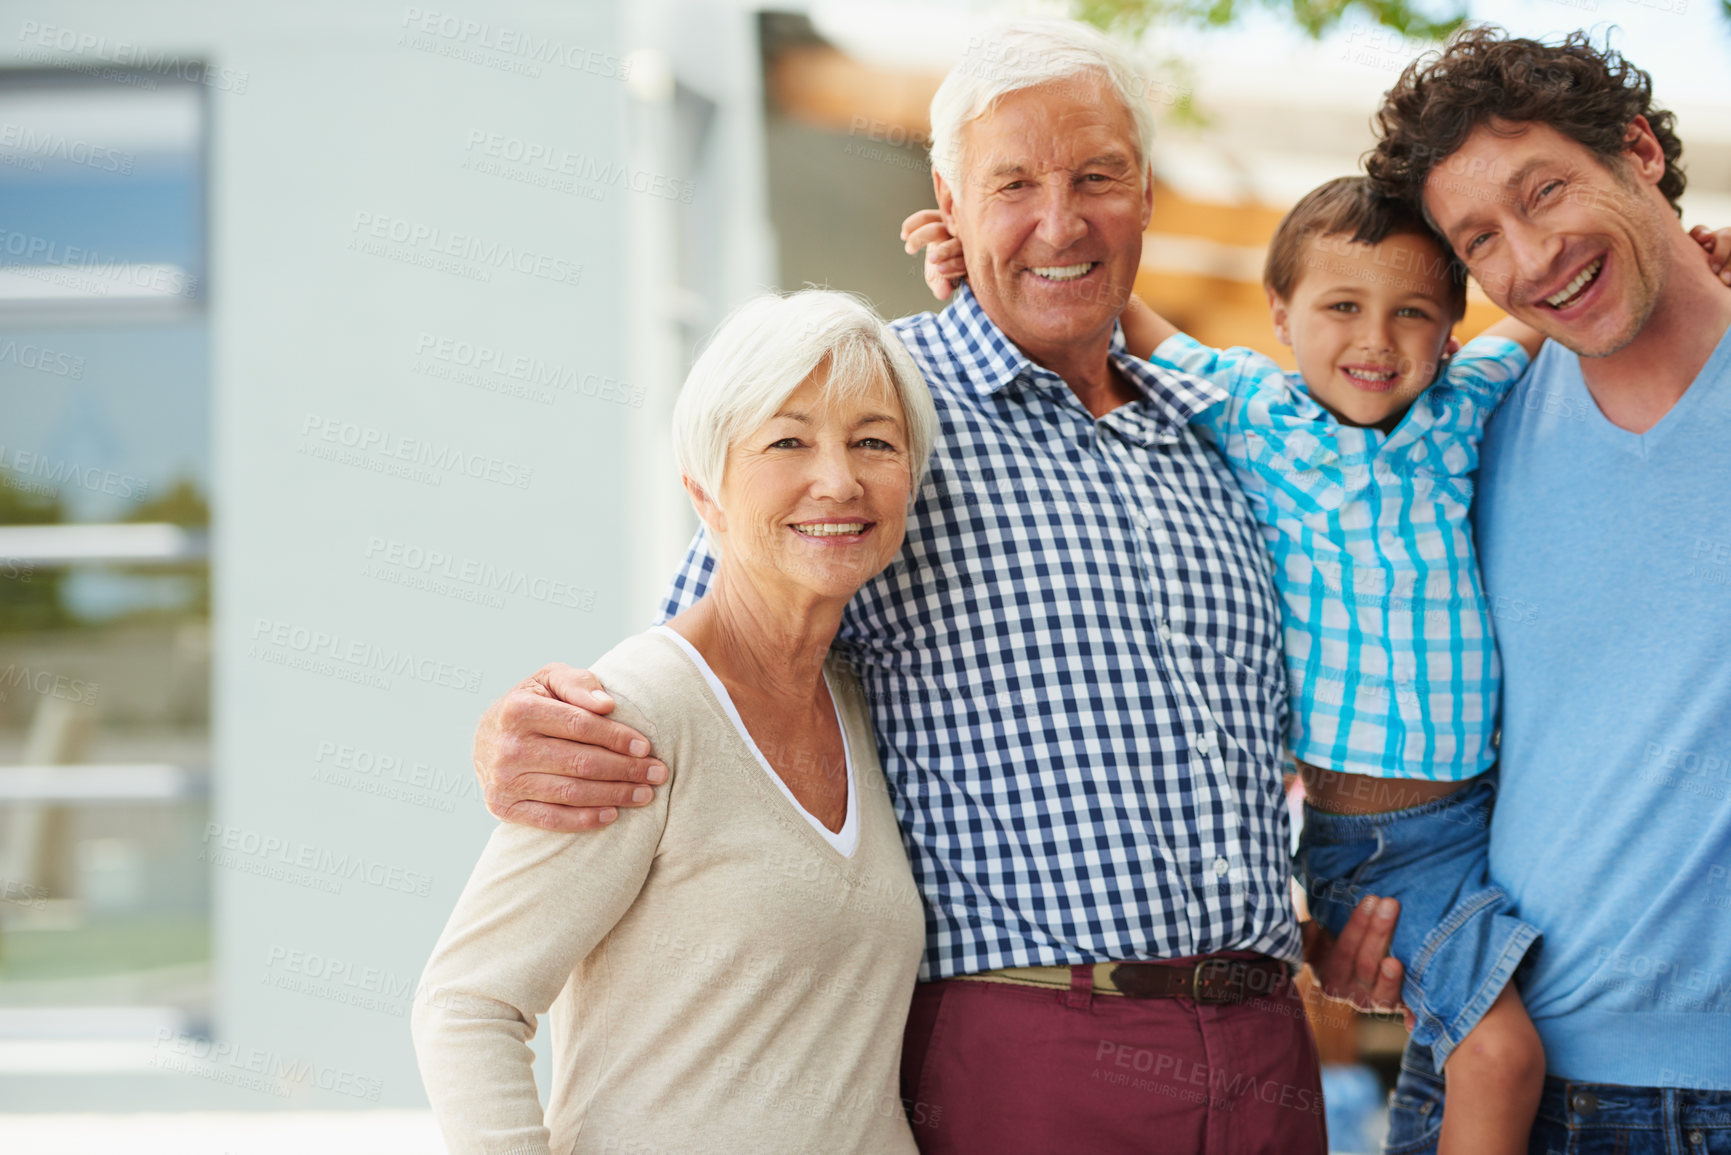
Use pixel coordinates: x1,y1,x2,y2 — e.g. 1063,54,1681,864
928,18,1157,193
672,289,937,505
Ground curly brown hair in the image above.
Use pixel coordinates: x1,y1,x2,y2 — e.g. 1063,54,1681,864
1365,26,1686,221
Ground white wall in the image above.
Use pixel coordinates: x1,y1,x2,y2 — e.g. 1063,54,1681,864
213,0,637,1111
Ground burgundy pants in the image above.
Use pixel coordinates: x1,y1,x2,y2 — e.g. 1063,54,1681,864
899,959,1327,1154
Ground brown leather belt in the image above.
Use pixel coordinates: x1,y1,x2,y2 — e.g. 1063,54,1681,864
953,955,1292,1004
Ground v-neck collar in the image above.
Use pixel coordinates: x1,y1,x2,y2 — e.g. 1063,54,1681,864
651,625,860,859
1570,319,1731,458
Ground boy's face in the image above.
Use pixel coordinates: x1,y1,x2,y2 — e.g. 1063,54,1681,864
1269,231,1457,432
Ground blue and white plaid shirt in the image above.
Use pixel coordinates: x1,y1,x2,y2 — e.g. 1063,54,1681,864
1152,333,1530,782
658,286,1301,980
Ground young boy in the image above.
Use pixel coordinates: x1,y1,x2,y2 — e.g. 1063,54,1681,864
904,177,1731,1154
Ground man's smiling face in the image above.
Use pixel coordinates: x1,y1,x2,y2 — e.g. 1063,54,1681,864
934,72,1152,364
1423,117,1674,358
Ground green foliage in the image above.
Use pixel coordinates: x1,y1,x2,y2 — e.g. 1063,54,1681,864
126,476,209,528
0,475,211,634
0,481,72,632
1074,0,1465,41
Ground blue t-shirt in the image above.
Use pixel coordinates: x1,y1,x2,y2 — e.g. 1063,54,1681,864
1475,321,1731,1086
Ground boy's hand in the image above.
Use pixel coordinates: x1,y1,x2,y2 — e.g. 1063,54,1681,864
1119,293,1180,360
1690,224,1731,287
901,208,966,301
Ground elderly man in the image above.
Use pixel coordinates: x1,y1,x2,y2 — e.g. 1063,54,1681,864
471,20,1395,1152
1363,27,1731,1152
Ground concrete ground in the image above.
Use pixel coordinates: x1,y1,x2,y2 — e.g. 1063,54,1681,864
0,1111,445,1154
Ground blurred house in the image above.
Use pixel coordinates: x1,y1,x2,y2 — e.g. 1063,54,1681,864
1,0,1727,1134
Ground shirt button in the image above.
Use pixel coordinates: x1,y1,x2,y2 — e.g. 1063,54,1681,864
1158,622,1173,642
1133,509,1151,529
1196,733,1217,755
1212,857,1229,877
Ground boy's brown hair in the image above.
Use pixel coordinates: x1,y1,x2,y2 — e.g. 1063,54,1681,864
1262,176,1468,321
1366,26,1685,217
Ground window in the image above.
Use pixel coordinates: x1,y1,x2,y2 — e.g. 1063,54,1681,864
0,66,212,1056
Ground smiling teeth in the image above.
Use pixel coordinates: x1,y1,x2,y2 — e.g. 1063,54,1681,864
1032,263,1094,281
1546,258,1602,308
1344,368,1396,382
797,523,866,536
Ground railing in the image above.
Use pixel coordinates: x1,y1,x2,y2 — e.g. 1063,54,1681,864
0,523,208,565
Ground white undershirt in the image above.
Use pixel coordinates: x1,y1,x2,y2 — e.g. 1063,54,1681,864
652,625,859,857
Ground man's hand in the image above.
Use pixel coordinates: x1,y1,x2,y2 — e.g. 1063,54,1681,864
1690,224,1731,287
472,664,668,833
1302,895,1413,1028
900,208,966,301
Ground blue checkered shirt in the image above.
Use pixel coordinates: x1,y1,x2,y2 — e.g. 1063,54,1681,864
1152,333,1531,781
657,286,1301,980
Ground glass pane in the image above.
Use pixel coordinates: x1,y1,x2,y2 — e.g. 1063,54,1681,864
0,68,210,1043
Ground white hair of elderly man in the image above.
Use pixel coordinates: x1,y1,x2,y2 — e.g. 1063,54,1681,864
927,17,1159,190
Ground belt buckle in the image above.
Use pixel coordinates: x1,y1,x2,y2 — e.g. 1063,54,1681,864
1191,958,1241,1005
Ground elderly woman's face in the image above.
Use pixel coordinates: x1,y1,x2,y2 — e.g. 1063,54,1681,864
709,363,912,604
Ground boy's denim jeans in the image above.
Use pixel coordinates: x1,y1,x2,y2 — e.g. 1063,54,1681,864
1295,774,1542,1153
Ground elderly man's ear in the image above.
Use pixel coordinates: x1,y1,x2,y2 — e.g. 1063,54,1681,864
682,476,726,536
933,170,958,233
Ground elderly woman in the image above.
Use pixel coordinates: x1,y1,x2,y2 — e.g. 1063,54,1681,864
412,290,938,1155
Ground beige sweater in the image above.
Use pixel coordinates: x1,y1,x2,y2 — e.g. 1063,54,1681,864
413,630,925,1155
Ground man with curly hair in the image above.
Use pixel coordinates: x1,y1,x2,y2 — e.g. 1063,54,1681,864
1366,26,1731,1153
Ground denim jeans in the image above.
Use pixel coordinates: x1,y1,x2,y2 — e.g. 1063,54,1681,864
1385,1038,1731,1154
1529,1074,1731,1154
1295,775,1540,1070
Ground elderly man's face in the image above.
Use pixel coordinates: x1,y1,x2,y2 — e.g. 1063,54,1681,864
1423,117,1673,358
936,73,1152,362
